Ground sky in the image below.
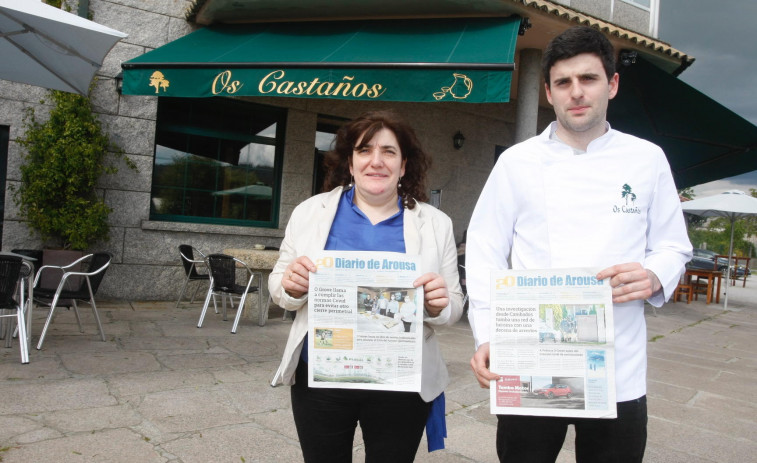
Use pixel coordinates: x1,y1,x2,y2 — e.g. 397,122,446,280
658,0,757,197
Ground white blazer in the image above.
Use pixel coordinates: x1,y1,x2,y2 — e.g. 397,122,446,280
269,187,464,401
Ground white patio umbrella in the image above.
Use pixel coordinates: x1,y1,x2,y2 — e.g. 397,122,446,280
0,0,127,96
681,190,757,309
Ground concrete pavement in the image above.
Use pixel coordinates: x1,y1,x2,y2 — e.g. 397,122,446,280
0,281,755,462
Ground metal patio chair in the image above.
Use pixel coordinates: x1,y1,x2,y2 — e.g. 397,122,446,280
0,255,30,363
198,254,264,333
33,252,112,350
176,245,211,308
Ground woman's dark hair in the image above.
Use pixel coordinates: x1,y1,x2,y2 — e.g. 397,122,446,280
322,110,430,209
542,26,616,88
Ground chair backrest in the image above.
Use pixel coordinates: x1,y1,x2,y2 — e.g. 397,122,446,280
179,245,204,278
0,255,23,307
206,254,237,291
80,252,113,294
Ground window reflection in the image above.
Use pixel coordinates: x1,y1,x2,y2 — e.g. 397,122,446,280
239,143,275,167
150,98,285,227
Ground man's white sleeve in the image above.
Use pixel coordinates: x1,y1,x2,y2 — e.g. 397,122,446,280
466,163,515,348
644,151,693,306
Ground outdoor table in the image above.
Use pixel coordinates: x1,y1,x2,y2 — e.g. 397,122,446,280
356,311,406,333
223,248,280,323
715,255,751,287
223,248,279,270
684,268,722,305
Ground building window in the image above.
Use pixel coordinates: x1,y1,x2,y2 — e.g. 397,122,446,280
621,0,650,10
150,97,285,228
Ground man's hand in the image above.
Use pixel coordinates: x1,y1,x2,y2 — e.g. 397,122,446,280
470,342,501,388
597,262,662,303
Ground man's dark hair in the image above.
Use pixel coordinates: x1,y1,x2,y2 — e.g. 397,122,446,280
542,26,616,87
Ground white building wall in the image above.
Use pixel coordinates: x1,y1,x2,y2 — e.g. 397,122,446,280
547,0,656,36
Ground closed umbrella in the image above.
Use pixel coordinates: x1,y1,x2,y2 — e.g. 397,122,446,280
681,190,757,309
0,0,127,95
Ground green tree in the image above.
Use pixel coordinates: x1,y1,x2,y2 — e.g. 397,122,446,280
678,187,695,200
689,218,751,256
540,304,563,328
745,189,757,257
678,187,706,228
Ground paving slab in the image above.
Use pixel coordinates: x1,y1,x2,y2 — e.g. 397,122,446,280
0,281,754,461
0,428,166,463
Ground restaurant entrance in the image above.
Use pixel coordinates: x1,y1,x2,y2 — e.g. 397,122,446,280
312,118,341,196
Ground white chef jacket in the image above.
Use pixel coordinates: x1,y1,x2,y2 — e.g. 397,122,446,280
467,123,692,402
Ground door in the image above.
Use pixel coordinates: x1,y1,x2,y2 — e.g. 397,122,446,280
312,117,344,196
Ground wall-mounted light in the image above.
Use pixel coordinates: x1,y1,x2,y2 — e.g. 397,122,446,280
619,50,638,67
453,131,465,150
114,71,123,94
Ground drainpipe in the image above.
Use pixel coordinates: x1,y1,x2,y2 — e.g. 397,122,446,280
514,48,542,143
77,0,89,18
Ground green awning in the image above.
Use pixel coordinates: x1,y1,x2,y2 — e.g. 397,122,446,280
121,17,520,103
609,56,757,189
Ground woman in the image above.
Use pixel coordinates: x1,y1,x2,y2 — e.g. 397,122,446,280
269,110,463,462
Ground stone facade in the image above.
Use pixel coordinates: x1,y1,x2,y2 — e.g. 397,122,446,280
1,0,655,301
1,0,562,300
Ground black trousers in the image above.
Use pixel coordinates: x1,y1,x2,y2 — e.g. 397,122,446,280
291,360,430,463
496,396,647,463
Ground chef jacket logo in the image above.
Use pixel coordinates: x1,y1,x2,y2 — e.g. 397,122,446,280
433,73,473,100
613,184,641,214
148,71,170,93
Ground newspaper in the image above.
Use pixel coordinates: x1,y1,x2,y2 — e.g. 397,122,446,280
307,250,424,392
489,268,616,418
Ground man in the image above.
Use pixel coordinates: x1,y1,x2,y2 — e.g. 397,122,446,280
466,26,692,463
400,295,417,332
377,293,389,316
387,294,400,316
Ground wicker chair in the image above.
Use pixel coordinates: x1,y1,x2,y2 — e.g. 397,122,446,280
198,254,263,333
176,245,211,308
0,255,29,363
33,252,112,350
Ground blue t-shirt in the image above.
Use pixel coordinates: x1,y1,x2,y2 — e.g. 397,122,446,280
324,186,405,253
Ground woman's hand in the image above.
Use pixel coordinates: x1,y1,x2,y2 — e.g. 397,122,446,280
283,256,317,299
414,272,448,318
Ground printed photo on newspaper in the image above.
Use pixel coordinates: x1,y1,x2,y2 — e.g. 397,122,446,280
489,268,617,418
308,250,424,392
